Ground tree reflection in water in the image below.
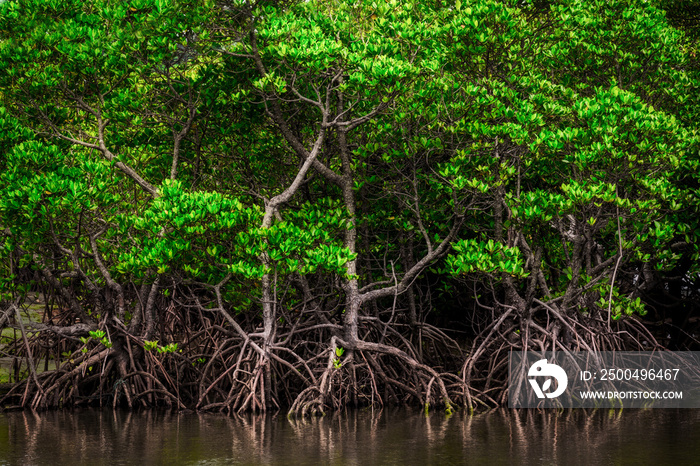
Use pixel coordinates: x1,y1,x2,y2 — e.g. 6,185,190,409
0,408,698,464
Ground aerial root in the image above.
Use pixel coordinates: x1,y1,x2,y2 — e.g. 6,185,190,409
287,336,469,417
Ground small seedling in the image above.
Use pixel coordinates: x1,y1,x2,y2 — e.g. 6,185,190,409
333,346,345,369
89,330,106,340
157,343,178,353
144,340,159,351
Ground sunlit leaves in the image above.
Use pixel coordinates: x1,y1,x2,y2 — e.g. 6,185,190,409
0,0,699,325
447,239,527,277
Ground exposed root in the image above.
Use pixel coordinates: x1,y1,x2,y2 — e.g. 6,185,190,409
287,328,466,417
458,297,685,409
4,275,688,415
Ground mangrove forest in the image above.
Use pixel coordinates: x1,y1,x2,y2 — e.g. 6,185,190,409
0,0,699,414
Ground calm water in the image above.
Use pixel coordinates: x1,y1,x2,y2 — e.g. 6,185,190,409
0,407,698,465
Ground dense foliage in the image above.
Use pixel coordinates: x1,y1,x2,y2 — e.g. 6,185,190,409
0,0,698,412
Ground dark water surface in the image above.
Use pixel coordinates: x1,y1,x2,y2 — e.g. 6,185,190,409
0,407,698,465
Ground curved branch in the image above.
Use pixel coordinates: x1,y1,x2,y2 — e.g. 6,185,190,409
359,216,464,304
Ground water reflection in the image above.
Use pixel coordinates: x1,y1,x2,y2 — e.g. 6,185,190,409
0,408,698,465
